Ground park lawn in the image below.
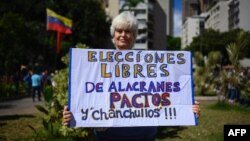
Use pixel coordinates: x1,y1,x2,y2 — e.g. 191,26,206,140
0,101,250,141
156,102,250,141
0,112,44,141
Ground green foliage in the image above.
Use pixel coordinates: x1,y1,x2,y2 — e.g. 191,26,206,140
75,43,89,49
35,94,63,138
221,29,250,58
65,0,111,49
166,36,181,51
187,29,224,56
27,124,39,138
0,0,50,75
0,0,111,76
240,81,250,101
35,44,93,140
43,86,53,103
35,105,49,115
186,28,250,65
0,81,27,101
222,31,250,102
57,46,93,140
193,30,250,104
194,51,204,67
207,51,222,68
193,51,222,96
227,30,249,69
0,82,14,100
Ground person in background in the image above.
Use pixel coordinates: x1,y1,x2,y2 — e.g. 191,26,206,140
63,11,201,141
31,70,42,102
23,70,32,96
41,69,52,93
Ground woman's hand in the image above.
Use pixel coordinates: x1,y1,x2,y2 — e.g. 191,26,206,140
62,106,108,131
192,101,201,118
63,106,72,126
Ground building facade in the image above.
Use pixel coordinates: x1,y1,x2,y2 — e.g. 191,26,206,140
104,0,173,50
181,16,205,48
182,0,215,23
205,0,229,32
228,0,250,31
181,0,250,49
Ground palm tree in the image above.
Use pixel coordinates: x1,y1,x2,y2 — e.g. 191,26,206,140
227,30,249,71
193,51,222,96
220,30,250,103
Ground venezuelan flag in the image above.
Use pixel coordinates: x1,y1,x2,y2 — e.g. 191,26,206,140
46,8,72,34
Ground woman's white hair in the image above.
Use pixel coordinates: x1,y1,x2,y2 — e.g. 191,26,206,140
110,11,138,39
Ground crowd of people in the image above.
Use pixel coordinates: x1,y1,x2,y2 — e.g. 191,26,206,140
0,66,53,102
24,67,53,102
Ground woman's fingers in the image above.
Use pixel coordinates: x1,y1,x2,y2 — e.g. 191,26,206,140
63,106,71,126
193,101,200,118
64,105,68,111
63,112,71,119
194,101,200,105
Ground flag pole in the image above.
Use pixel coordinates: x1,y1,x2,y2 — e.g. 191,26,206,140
56,31,65,54
55,31,62,69
47,8,72,68
56,31,61,54
54,32,59,69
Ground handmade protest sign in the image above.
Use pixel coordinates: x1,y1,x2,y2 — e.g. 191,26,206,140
68,48,197,127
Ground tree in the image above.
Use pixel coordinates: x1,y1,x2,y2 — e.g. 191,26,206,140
0,0,55,76
67,0,111,49
46,0,112,64
224,31,250,103
166,36,181,51
34,44,93,140
193,51,222,96
0,0,111,76
0,13,40,75
186,28,224,56
197,30,250,103
186,28,250,66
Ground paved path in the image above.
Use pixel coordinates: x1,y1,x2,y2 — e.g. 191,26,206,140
0,96,45,116
0,96,217,116
196,96,218,101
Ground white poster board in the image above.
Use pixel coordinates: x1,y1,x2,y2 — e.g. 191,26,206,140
68,48,197,127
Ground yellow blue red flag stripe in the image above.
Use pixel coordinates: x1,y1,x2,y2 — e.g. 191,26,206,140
46,8,72,34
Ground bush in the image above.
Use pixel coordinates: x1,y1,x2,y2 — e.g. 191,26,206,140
34,44,93,140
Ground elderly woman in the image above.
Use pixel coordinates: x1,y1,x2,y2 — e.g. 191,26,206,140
63,11,201,141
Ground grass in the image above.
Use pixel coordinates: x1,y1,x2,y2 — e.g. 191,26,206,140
156,101,250,141
0,101,250,141
0,113,43,141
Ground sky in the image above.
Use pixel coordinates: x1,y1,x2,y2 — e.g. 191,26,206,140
174,0,182,37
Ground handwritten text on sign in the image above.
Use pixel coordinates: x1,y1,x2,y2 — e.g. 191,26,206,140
69,48,197,127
